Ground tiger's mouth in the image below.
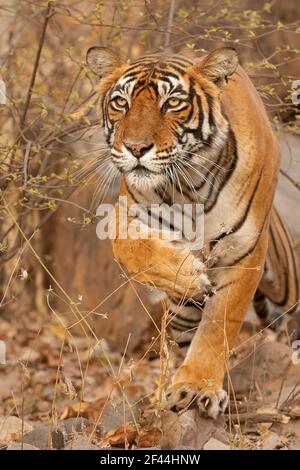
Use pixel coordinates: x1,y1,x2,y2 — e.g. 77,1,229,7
110,144,182,190
111,151,173,174
117,159,168,190
125,165,156,177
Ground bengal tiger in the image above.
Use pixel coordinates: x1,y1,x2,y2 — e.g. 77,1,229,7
86,46,299,419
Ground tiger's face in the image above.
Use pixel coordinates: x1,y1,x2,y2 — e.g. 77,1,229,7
87,47,238,191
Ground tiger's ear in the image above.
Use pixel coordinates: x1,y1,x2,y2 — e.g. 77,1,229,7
86,47,123,78
197,48,238,84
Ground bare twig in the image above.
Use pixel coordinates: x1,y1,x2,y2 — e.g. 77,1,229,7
226,412,290,424
280,169,300,192
8,2,53,175
20,2,53,128
23,140,31,187
164,0,176,51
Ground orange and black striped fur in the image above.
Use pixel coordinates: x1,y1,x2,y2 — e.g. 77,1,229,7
86,47,299,418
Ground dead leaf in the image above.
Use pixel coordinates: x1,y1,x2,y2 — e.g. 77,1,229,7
136,428,161,448
105,423,138,446
84,397,108,421
60,401,90,420
257,422,273,434
50,323,68,342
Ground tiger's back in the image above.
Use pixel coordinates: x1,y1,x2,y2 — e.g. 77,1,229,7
209,64,299,323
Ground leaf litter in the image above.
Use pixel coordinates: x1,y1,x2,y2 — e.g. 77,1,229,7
1,310,300,450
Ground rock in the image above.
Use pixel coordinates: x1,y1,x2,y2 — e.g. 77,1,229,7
51,430,64,450
160,410,228,450
21,418,96,449
65,436,99,450
289,440,300,450
261,431,282,450
0,416,33,444
61,417,93,436
160,411,182,449
98,401,139,435
203,437,230,450
21,427,49,449
22,426,64,449
6,442,38,450
227,342,292,394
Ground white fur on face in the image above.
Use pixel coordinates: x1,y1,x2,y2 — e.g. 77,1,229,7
111,143,167,190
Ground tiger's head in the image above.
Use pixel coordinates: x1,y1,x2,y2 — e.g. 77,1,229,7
86,47,238,191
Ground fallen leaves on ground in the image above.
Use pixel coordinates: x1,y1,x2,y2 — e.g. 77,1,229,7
1,310,300,450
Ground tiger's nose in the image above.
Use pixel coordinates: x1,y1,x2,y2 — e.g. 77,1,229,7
124,142,154,159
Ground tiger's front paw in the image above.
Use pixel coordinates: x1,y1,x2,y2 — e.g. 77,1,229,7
191,258,211,288
197,389,228,419
164,382,228,419
173,254,211,298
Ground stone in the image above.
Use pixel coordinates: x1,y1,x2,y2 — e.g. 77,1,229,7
22,426,64,449
203,437,230,450
6,442,38,450
65,436,99,450
0,416,33,444
261,431,281,450
160,410,228,450
227,342,292,394
61,417,92,436
99,402,139,435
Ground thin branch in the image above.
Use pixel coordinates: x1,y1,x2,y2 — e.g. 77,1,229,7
280,168,300,192
20,2,53,128
226,412,290,424
164,0,176,51
23,140,31,187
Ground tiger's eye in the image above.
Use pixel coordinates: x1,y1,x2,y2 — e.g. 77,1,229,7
167,97,181,108
113,97,127,107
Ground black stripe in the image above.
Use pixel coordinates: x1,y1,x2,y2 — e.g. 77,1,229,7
154,187,172,205
204,128,238,213
172,313,200,326
192,94,204,141
177,341,191,348
145,207,180,233
214,164,264,244
124,182,140,205
269,224,281,260
215,281,237,293
253,289,269,319
158,63,188,75
171,321,195,332
275,210,299,303
203,92,215,133
269,213,290,307
122,70,144,80
231,212,268,265
192,143,223,193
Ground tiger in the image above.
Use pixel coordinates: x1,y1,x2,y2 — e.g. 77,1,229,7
86,46,299,419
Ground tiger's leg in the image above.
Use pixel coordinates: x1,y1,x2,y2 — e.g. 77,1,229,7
165,235,267,418
169,297,203,349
